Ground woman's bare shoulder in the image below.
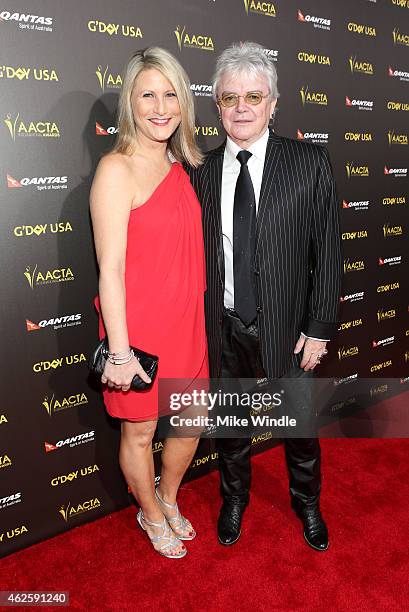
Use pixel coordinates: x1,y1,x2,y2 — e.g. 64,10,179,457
95,151,135,178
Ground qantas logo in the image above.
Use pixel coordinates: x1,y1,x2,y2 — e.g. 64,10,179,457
345,96,373,111
297,9,331,30
342,199,369,210
44,430,95,452
378,256,401,266
297,129,328,143
95,121,118,135
388,66,409,81
6,173,68,190
384,166,408,177
26,313,82,332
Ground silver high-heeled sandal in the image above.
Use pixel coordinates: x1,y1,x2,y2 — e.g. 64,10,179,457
136,509,187,558
155,488,196,541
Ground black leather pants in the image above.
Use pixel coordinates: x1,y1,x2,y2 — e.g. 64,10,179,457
216,309,321,507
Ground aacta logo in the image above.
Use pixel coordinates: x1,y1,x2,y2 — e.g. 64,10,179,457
14,222,72,237
297,51,331,65
0,414,8,425
338,346,359,360
244,1,276,18
348,56,374,75
297,129,328,144
370,384,388,397
95,122,118,136
297,9,330,30
87,20,142,38
42,392,88,416
95,66,122,92
24,265,74,289
383,224,403,237
387,130,408,145
387,100,409,111
59,498,101,522
388,66,409,82
0,10,53,31
342,199,369,210
344,132,373,142
384,166,408,177
345,162,369,177
382,196,406,205
33,353,86,373
4,113,60,140
392,28,409,46
345,162,369,178
26,313,81,332
299,86,328,106
0,525,28,543
0,65,58,81
0,454,12,469
174,26,214,51
378,256,402,266
6,174,68,191
343,259,365,273
345,96,373,111
377,308,396,322
44,430,95,453
51,465,99,487
347,22,376,36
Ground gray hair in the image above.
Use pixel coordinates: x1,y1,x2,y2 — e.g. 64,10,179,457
212,41,279,101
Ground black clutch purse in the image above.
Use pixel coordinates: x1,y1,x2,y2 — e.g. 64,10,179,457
88,338,158,390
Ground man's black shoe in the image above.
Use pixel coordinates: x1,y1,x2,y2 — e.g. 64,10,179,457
217,497,248,545
291,500,329,551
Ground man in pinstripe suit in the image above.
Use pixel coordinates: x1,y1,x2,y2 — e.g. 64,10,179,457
187,42,342,551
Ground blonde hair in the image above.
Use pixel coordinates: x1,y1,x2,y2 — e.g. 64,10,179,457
112,47,202,167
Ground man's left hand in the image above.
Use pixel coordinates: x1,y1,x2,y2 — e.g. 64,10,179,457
294,335,328,371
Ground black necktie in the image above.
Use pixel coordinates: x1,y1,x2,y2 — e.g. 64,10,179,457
233,150,257,326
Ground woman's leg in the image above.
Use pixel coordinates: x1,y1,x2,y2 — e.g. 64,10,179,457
119,419,185,555
158,435,200,504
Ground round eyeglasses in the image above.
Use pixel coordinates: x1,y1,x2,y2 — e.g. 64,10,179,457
218,92,270,108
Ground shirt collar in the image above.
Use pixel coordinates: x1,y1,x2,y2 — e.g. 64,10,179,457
224,128,269,168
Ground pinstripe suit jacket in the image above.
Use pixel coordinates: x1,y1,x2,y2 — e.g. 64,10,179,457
187,130,342,378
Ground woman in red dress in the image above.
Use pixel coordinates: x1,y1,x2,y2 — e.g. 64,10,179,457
90,47,208,559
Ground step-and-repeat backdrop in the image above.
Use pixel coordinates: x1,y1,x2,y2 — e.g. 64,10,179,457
0,0,408,557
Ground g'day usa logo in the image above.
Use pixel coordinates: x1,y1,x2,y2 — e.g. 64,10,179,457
0,10,53,32
6,173,68,191
26,313,82,332
44,430,95,453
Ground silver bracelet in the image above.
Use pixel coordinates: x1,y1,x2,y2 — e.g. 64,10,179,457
107,349,133,365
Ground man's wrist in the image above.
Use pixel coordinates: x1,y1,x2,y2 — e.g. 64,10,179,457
301,332,330,342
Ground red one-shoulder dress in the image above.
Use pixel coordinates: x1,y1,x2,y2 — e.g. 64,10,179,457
94,162,208,421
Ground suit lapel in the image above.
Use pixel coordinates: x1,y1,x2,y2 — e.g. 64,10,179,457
255,130,283,255
207,141,225,284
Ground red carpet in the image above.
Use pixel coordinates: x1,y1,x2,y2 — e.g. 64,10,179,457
1,438,409,611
